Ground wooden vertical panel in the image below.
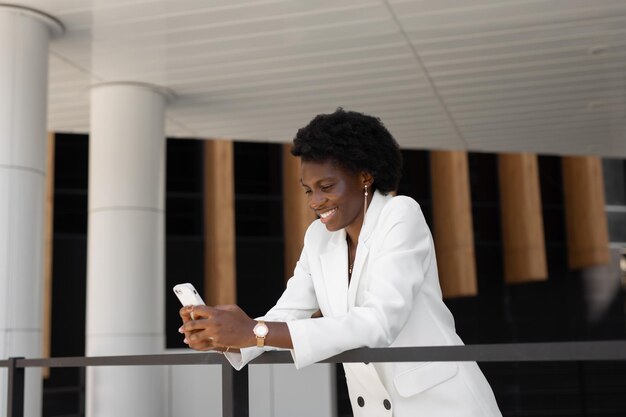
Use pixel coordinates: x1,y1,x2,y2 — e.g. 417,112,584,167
562,156,610,269
204,139,237,305
43,132,55,378
498,153,548,283
430,151,478,298
282,145,316,282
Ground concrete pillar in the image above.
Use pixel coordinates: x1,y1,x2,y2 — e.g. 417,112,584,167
86,82,173,417
0,6,63,416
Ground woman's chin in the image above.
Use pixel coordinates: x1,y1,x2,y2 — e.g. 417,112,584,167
323,221,341,232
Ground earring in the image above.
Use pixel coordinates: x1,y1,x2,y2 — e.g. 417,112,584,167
364,184,368,215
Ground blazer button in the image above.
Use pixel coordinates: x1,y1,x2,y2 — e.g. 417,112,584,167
383,399,391,410
357,396,365,407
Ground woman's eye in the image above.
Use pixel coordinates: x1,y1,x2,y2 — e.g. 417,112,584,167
320,184,333,192
304,189,312,195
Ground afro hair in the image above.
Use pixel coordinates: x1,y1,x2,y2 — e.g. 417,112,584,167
291,108,403,193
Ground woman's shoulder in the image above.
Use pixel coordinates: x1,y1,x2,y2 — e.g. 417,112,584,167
371,194,430,239
302,219,332,246
380,194,423,219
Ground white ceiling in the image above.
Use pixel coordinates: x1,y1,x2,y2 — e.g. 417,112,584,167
9,0,626,156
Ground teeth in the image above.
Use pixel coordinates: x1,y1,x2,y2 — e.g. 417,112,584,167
320,208,337,218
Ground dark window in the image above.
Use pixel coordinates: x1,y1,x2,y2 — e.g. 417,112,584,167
165,138,205,349
234,142,285,318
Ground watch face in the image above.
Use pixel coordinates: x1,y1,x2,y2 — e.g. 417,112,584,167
254,323,269,337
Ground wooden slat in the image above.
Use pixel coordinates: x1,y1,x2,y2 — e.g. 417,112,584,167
204,139,237,305
498,153,548,283
561,156,610,269
282,145,316,282
43,132,55,379
430,151,478,298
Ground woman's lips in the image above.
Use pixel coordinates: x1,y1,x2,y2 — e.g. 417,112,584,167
318,207,338,224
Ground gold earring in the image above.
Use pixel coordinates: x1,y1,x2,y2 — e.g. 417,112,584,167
364,184,368,215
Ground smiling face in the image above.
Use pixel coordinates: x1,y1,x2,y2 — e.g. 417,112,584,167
301,159,371,237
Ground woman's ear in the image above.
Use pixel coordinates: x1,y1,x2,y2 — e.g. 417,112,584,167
361,172,374,188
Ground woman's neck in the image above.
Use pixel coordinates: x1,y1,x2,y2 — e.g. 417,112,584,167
345,216,363,247
345,214,366,246
345,190,373,244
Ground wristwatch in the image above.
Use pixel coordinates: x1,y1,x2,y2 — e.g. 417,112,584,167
253,321,269,347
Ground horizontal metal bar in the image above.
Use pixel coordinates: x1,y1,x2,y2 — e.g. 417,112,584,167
13,352,228,368
248,341,626,364
2,341,626,369
42,386,83,395
322,341,626,364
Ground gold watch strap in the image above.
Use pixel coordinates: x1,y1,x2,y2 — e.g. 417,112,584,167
256,335,265,347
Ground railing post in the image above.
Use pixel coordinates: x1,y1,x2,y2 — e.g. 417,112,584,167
221,364,249,417
78,366,86,416
6,357,25,417
221,364,234,417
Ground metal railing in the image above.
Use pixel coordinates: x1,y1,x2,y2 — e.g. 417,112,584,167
3,340,626,417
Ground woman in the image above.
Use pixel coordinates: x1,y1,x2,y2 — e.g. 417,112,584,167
179,109,502,416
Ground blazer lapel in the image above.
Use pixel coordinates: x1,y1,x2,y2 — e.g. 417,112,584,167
347,243,369,307
320,229,349,315
348,191,390,307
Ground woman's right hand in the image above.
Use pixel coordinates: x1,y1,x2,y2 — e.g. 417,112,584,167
178,304,256,351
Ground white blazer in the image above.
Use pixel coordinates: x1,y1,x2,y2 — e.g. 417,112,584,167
227,191,502,417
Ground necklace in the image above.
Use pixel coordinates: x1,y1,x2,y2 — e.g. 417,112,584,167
347,239,355,276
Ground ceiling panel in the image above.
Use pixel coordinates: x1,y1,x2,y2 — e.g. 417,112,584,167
3,0,623,156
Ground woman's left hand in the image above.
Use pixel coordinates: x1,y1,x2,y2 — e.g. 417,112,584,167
179,304,256,351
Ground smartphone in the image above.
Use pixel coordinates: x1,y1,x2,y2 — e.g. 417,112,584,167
173,283,206,307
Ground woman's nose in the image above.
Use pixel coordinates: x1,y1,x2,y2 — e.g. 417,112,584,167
308,191,325,209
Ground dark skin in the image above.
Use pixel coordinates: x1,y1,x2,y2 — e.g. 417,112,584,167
301,160,373,275
179,159,373,352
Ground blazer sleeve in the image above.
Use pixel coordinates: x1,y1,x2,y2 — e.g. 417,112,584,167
287,199,430,369
225,226,321,370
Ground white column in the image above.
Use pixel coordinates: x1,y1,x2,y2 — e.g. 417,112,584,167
87,82,173,417
0,6,62,417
